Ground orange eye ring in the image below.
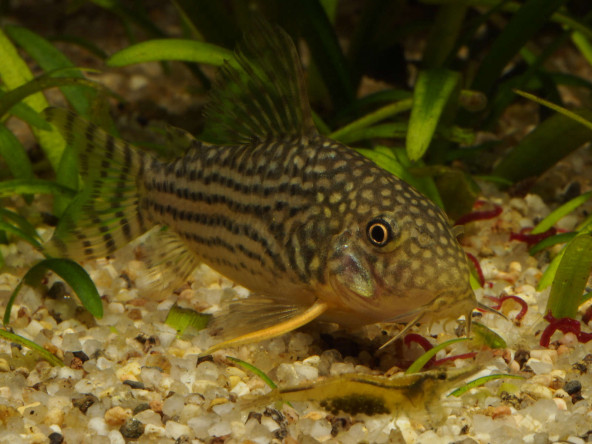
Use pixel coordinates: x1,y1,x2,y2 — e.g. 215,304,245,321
366,219,392,247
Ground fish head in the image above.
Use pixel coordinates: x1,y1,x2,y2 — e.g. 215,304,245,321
324,177,476,328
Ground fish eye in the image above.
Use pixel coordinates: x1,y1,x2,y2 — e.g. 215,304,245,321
366,218,392,247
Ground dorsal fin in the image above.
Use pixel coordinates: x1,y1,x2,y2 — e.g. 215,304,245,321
203,19,318,144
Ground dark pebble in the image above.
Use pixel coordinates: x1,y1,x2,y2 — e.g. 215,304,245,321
132,403,150,415
123,379,145,389
564,380,582,395
120,418,145,439
48,432,64,444
72,393,99,414
514,349,530,368
47,282,66,299
73,351,90,362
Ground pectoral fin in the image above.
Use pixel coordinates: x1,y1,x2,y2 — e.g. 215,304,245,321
203,298,328,355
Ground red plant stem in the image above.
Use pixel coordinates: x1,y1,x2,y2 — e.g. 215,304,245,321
433,352,478,366
540,313,592,347
486,294,528,321
466,252,485,286
510,227,557,246
454,203,503,226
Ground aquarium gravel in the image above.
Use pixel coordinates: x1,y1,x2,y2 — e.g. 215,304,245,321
1,145,592,443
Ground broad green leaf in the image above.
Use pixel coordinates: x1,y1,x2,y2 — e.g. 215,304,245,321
471,322,506,349
4,25,94,116
0,328,64,367
4,258,103,325
492,110,592,183
107,39,233,67
572,31,592,67
532,191,592,235
407,69,461,161
0,28,65,171
0,124,33,180
406,337,471,374
545,234,592,319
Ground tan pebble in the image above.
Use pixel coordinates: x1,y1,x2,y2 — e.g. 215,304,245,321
553,389,570,399
530,349,557,364
149,400,163,413
489,405,512,419
17,402,40,415
127,298,148,307
28,433,47,444
105,406,132,426
44,408,65,426
508,360,520,373
228,375,242,389
557,344,571,356
302,411,325,421
70,357,84,370
559,332,578,347
0,358,10,372
116,361,142,381
530,374,552,386
208,397,228,409
0,404,18,421
127,308,142,320
521,383,553,400
44,343,63,359
553,397,567,411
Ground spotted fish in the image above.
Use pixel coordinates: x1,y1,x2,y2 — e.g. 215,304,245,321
43,21,478,352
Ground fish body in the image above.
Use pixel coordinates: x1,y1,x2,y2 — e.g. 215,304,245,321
43,21,476,349
240,366,478,416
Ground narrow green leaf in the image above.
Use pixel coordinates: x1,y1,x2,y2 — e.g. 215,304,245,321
165,304,211,334
407,69,461,161
107,39,233,67
0,208,41,245
538,249,565,291
0,220,42,249
330,98,413,141
514,90,592,132
406,337,471,374
0,328,64,367
1,99,52,130
0,124,33,179
529,232,577,255
3,258,103,325
572,31,592,68
470,0,565,95
0,74,104,120
532,191,592,235
0,179,77,197
227,356,278,390
546,234,592,319
448,374,525,397
492,110,592,183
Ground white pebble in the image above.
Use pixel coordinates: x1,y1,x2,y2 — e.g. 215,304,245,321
162,393,185,417
230,381,250,397
309,418,332,440
208,420,232,437
165,421,192,439
108,430,125,444
88,417,109,435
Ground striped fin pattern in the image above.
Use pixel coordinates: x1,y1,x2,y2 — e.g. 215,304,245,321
203,19,318,144
43,107,152,260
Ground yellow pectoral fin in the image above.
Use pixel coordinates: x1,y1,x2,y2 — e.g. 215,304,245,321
202,300,328,356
